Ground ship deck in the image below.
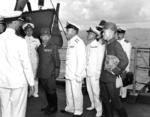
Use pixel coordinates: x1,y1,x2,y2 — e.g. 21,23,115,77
26,85,150,117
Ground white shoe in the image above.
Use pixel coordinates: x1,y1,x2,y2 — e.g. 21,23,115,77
96,111,102,117
86,106,95,111
33,93,39,98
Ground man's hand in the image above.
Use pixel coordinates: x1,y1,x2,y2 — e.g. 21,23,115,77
76,76,82,83
28,86,35,97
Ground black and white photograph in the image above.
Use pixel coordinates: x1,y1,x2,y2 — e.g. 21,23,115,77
0,0,150,117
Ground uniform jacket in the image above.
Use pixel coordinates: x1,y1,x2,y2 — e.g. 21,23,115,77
25,36,40,75
101,38,128,83
0,28,34,88
65,35,86,80
118,38,132,72
86,40,105,78
37,43,60,79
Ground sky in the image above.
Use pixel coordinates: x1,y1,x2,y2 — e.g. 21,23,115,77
0,0,150,29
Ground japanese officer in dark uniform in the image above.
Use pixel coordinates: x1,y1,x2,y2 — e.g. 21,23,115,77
100,22,128,117
37,27,60,115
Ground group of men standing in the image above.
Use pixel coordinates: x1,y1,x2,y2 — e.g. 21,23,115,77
61,20,132,117
0,10,132,117
0,10,60,117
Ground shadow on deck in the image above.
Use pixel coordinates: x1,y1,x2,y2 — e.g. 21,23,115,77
26,85,150,117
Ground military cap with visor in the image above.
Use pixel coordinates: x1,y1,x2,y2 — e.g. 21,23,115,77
65,22,79,31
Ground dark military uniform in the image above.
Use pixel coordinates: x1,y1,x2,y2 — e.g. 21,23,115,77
100,38,128,117
37,43,60,112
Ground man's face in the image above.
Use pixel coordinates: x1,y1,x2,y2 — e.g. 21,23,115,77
103,29,115,41
87,32,96,41
66,28,76,40
25,27,33,37
13,20,22,30
40,34,51,44
117,33,125,40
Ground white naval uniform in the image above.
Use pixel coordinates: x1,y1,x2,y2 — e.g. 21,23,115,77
0,28,34,117
86,40,105,116
25,36,40,96
118,38,132,98
65,35,86,115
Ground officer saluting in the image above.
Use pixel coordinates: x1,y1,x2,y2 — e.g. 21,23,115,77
86,27,105,117
117,27,132,98
0,11,34,117
61,22,86,117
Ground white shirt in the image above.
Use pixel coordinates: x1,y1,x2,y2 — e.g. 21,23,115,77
118,38,132,72
86,40,105,78
65,35,86,80
25,36,40,75
0,28,34,88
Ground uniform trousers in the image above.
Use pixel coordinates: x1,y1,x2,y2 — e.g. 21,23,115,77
86,76,102,114
100,81,128,117
65,79,83,115
40,76,57,109
0,85,28,117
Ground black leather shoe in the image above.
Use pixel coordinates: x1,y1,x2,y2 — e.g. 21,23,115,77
44,106,57,115
60,109,73,114
41,106,49,111
73,114,83,117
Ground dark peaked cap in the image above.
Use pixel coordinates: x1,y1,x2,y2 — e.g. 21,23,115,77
117,28,126,33
65,22,79,31
40,27,51,35
96,20,106,31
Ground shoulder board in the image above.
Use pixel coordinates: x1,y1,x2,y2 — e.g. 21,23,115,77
90,46,98,48
75,39,79,43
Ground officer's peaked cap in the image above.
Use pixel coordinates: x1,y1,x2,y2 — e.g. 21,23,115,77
0,10,22,22
87,27,99,35
96,20,107,31
65,22,79,31
40,27,51,35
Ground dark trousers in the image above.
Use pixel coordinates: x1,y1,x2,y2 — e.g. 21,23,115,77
40,76,57,108
100,81,128,117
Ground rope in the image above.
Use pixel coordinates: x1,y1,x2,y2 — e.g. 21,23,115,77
49,0,68,40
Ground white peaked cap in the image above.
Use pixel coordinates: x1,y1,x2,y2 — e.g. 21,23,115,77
0,10,22,19
87,27,100,35
22,23,35,30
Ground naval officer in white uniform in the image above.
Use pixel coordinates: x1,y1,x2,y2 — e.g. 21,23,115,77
22,22,41,98
86,27,105,117
0,11,34,117
117,27,132,98
61,22,86,117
